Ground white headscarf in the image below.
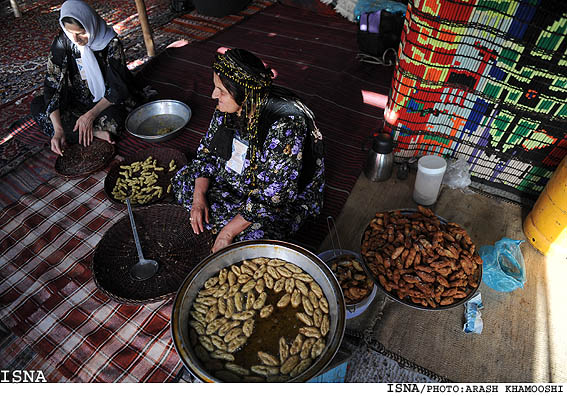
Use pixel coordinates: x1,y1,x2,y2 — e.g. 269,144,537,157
59,0,116,102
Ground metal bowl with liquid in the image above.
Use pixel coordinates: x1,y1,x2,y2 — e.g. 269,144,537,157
126,99,191,142
171,240,346,383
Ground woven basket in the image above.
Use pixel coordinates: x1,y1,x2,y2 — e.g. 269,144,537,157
54,139,115,178
104,147,187,207
92,204,213,304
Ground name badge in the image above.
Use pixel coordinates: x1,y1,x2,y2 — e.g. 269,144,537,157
75,57,87,80
225,137,249,175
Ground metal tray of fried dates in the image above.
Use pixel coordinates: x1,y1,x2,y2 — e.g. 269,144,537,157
359,206,482,311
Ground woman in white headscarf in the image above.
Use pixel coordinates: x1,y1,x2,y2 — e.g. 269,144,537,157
31,0,138,155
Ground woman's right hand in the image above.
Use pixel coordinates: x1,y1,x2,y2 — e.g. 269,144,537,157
50,129,66,156
190,191,209,234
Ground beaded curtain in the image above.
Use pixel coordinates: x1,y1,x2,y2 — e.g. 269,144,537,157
384,0,567,198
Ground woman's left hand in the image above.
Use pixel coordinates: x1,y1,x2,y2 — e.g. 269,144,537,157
74,111,96,146
212,230,234,253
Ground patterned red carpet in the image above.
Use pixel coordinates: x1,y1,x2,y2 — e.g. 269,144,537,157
162,1,274,41
0,0,274,178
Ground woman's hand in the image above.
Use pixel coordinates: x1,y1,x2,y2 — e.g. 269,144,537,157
74,98,112,146
190,191,209,234
211,230,234,253
74,111,96,146
50,128,66,156
210,215,252,253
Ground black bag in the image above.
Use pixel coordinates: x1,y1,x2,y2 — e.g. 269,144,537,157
357,10,405,64
171,0,193,13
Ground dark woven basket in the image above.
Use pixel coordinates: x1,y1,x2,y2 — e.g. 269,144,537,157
54,139,115,178
104,147,187,207
92,204,214,304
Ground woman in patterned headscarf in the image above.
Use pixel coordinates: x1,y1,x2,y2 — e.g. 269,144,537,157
31,0,138,156
172,48,325,253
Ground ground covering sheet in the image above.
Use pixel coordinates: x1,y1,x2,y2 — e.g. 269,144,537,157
0,170,181,382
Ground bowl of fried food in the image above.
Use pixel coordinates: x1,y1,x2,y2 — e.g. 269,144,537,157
104,147,187,206
360,206,482,310
318,250,376,319
171,240,346,383
126,99,191,142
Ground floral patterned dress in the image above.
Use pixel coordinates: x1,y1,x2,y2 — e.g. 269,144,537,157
172,103,325,241
32,31,137,141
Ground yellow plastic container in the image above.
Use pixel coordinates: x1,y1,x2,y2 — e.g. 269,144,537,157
523,155,567,255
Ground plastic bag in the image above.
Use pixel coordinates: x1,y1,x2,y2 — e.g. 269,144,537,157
463,293,484,334
478,238,526,292
442,157,471,189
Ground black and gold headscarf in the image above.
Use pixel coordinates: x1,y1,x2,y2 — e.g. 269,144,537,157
212,49,274,186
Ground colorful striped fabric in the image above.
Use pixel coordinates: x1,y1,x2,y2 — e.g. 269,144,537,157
0,171,182,382
161,0,275,41
386,0,567,199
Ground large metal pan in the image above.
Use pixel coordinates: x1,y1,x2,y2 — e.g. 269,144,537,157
359,208,482,311
171,239,346,382
126,99,191,142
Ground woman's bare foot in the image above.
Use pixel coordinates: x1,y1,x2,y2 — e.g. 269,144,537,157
93,130,115,144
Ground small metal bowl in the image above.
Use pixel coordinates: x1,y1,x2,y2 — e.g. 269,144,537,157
318,249,377,319
171,240,346,383
126,99,192,142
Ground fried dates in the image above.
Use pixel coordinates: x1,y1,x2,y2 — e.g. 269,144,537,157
328,256,373,305
361,206,482,309
189,258,330,382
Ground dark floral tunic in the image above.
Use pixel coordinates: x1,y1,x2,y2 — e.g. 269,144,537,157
172,106,325,241
32,31,136,141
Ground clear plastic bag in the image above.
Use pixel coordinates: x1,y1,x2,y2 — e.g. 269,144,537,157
463,293,484,334
478,238,526,292
442,157,472,190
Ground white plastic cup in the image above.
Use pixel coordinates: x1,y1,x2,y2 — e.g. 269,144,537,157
413,155,447,206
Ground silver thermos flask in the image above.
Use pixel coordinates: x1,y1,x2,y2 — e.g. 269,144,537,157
364,133,394,182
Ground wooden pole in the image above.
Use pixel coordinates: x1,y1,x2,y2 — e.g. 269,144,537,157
134,0,155,57
10,0,22,17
